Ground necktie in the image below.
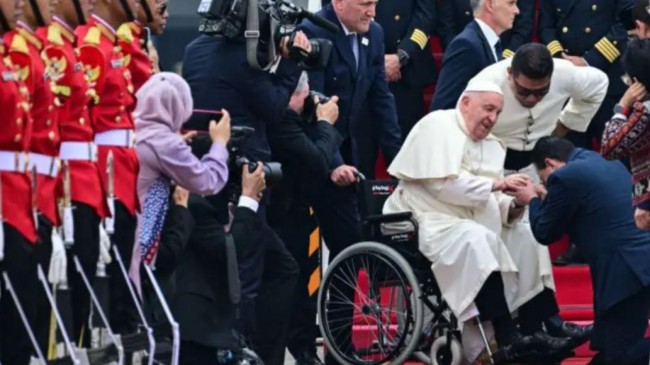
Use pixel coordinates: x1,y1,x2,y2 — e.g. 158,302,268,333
349,33,359,71
494,40,503,61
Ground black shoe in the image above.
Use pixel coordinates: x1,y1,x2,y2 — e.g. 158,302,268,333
294,350,323,365
553,244,585,266
548,322,593,349
492,332,572,364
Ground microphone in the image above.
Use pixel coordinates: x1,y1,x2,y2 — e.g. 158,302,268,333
299,9,340,34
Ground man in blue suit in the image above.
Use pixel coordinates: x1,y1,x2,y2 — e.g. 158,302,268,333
429,0,520,111
299,0,402,260
437,0,536,55
300,2,402,364
509,136,650,365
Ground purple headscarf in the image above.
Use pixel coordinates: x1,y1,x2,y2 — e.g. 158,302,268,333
129,72,230,292
135,72,194,140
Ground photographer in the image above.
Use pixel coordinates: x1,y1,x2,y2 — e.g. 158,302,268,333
129,72,231,290
174,135,267,365
182,9,309,365
267,72,342,364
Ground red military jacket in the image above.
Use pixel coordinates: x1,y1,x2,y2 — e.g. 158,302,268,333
5,22,60,226
0,42,37,243
37,17,108,218
76,15,139,215
117,21,153,93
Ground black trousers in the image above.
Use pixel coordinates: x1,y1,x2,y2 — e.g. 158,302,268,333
270,197,320,358
517,287,561,335
597,288,650,365
238,204,299,365
35,216,53,356
66,202,100,345
0,224,40,365
306,183,362,365
179,340,220,365
107,200,138,335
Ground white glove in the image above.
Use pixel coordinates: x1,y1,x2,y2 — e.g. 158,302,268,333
98,223,112,265
48,229,68,285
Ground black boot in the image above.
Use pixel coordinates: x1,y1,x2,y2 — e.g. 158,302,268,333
545,316,593,349
553,244,585,266
294,349,323,365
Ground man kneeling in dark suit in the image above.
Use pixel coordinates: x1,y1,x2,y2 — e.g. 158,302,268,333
508,136,650,365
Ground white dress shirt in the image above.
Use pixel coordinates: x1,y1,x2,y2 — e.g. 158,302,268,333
474,18,500,62
470,58,609,151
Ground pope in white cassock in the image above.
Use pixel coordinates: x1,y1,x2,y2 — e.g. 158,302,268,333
383,79,584,363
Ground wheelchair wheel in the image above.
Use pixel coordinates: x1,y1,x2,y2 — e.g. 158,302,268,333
318,241,424,365
430,333,462,365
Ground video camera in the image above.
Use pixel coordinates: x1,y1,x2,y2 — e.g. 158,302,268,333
197,0,339,70
224,126,283,203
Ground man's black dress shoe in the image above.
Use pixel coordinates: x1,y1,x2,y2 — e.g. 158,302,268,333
294,350,324,365
553,244,585,266
549,322,593,349
492,332,572,364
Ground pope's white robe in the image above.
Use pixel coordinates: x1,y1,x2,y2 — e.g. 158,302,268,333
383,109,555,326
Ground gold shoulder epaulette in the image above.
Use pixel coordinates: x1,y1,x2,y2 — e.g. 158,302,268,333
47,24,64,46
10,34,29,54
83,27,101,45
117,23,134,43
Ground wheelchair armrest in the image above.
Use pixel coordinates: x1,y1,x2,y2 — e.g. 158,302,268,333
365,212,414,225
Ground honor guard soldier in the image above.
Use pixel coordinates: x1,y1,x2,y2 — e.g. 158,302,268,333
116,0,158,93
0,1,40,364
5,0,60,354
38,0,109,344
437,0,536,57
538,0,633,149
375,0,437,136
75,0,139,334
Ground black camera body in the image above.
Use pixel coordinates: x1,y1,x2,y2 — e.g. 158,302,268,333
302,90,330,124
197,0,338,70
197,0,248,38
224,126,283,203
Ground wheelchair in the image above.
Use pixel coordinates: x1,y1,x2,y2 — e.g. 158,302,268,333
317,179,474,365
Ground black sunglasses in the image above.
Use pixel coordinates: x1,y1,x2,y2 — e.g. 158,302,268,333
513,78,550,98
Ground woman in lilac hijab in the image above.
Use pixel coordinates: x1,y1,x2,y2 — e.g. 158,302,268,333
129,72,231,288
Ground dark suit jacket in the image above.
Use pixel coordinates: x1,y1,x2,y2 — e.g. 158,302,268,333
172,194,261,349
538,0,633,96
142,202,195,328
437,0,535,53
300,5,402,168
182,35,301,162
268,109,343,182
529,148,650,318
375,0,437,87
267,109,343,222
429,20,496,111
